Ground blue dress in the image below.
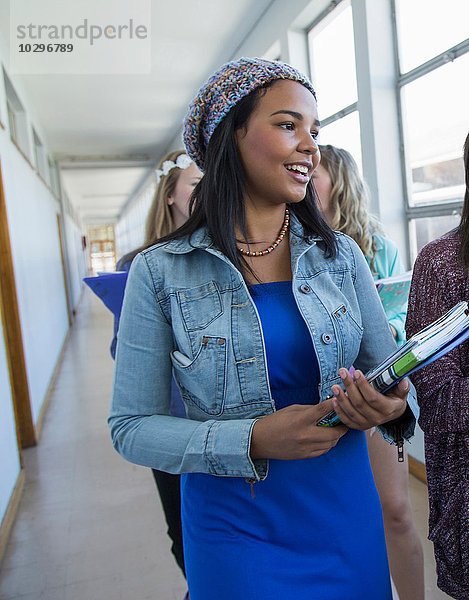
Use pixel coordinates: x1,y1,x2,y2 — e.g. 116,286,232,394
181,281,392,599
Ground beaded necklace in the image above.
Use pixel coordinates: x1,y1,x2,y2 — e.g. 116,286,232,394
237,207,290,257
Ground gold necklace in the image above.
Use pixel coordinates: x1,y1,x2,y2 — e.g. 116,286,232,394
237,206,290,257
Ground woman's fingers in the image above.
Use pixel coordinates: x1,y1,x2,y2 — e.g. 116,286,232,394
250,402,348,460
390,378,410,400
331,369,409,429
331,385,372,428
332,369,381,425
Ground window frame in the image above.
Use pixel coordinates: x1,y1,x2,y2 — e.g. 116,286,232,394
391,0,469,257
306,0,360,157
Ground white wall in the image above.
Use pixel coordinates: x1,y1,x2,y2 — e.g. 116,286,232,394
64,211,87,309
0,53,85,525
0,128,69,423
114,174,155,259
0,314,21,524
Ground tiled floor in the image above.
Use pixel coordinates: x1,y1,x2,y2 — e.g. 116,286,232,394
0,291,452,599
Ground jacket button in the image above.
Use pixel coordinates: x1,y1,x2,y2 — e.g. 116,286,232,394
321,333,333,344
299,284,311,293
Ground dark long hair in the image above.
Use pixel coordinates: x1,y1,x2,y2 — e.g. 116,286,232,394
158,83,337,278
458,132,469,269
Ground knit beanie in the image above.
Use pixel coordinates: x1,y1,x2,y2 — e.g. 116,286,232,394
183,57,316,171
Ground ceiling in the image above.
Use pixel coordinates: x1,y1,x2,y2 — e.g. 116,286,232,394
0,0,275,224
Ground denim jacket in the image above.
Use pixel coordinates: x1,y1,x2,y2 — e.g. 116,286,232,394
109,215,416,481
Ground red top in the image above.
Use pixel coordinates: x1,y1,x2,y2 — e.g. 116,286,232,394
406,229,469,599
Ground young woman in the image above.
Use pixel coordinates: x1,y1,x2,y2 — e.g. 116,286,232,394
109,57,416,599
313,144,424,600
111,149,202,355
406,132,469,600
111,149,202,588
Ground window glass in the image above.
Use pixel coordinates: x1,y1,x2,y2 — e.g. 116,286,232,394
318,111,362,173
409,213,461,259
308,3,357,118
396,0,469,73
402,53,469,206
7,101,17,143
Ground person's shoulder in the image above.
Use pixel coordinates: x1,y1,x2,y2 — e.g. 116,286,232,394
333,230,360,256
413,230,463,287
417,229,460,264
140,240,167,257
136,241,173,274
372,232,398,254
141,235,192,259
116,249,140,271
330,231,366,271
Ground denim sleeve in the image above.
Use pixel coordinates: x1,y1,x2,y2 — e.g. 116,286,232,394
110,255,133,360
108,252,264,480
345,237,416,442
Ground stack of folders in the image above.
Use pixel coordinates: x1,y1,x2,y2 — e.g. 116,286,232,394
317,301,469,427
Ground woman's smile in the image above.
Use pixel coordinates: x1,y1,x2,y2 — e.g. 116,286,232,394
284,162,312,184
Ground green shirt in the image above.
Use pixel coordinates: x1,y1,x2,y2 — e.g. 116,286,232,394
366,233,407,346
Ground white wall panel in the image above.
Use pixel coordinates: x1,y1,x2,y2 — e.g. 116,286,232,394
0,314,21,525
64,213,86,309
0,133,69,422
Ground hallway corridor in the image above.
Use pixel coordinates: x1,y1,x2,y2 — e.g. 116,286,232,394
0,292,186,600
0,290,450,600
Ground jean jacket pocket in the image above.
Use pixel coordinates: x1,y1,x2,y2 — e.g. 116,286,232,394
177,281,223,332
332,303,363,368
171,335,227,416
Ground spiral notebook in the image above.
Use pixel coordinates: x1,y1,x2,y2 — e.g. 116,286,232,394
375,271,412,314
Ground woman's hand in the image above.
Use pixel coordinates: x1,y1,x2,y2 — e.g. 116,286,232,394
331,368,408,430
250,399,348,460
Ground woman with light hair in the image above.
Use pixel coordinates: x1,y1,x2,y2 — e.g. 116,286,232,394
112,149,202,600
313,143,424,600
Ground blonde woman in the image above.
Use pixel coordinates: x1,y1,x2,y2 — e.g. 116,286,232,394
112,149,201,597
111,149,202,356
313,144,424,600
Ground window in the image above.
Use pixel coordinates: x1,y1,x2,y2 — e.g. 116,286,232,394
396,0,469,73
48,157,60,198
316,111,362,173
3,68,30,158
394,0,469,258
308,1,361,164
32,128,49,183
88,225,116,273
401,54,468,207
7,100,17,141
409,213,461,257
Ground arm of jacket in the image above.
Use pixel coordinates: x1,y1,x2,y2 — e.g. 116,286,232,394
108,252,263,480
373,234,408,346
346,236,416,441
406,244,469,434
110,254,134,359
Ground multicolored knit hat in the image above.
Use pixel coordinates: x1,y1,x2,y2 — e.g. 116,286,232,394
183,57,316,171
